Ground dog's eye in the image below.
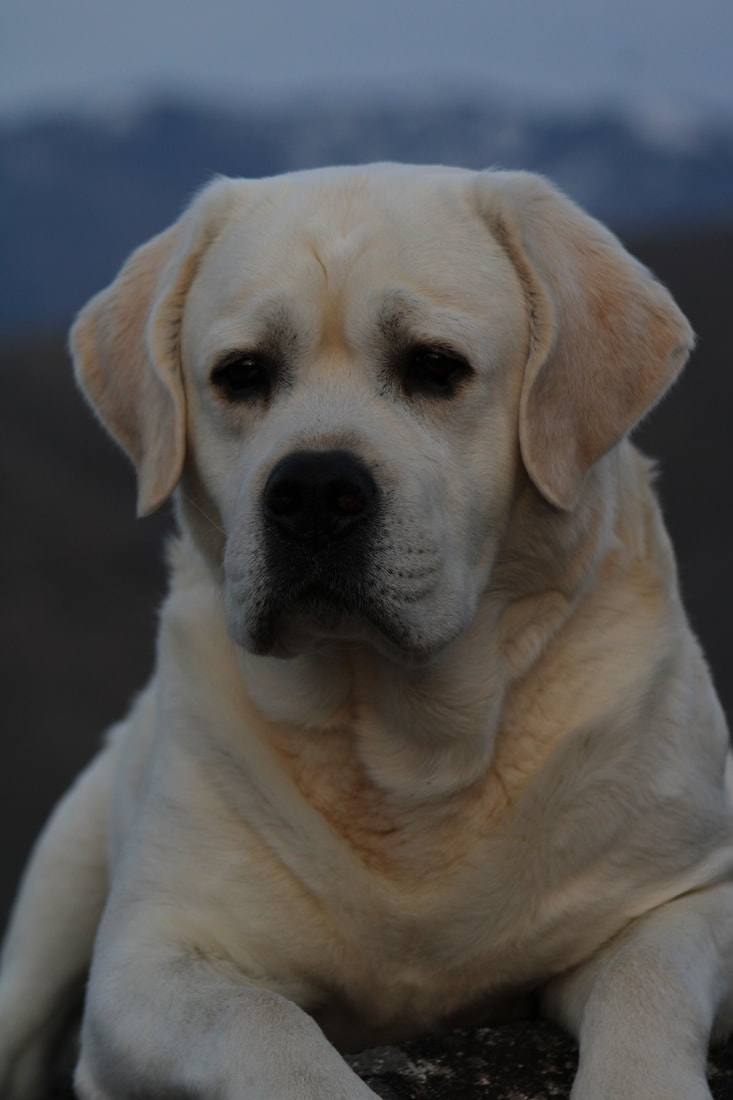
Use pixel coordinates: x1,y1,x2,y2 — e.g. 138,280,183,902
403,347,471,398
211,355,270,402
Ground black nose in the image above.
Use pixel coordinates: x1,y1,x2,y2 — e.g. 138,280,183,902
263,450,378,546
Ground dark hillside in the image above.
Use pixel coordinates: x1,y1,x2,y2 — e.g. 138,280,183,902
0,224,731,1098
632,227,733,710
0,333,171,922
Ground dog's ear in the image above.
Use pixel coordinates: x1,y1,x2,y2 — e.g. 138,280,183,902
476,172,694,509
70,177,238,516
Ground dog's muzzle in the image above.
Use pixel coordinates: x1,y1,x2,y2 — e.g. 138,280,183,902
232,448,448,659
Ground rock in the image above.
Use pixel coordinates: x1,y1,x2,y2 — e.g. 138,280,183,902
347,1020,578,1098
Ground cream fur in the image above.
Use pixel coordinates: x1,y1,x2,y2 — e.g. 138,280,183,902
0,164,730,1100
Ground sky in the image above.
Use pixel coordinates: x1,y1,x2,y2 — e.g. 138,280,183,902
2,0,733,120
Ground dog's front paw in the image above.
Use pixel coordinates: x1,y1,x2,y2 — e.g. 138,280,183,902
569,1065,713,1100
75,987,381,1100
237,1006,382,1100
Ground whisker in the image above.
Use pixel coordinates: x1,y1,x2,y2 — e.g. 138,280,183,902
181,492,227,535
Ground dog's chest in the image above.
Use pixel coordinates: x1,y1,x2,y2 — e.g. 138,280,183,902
212,736,599,1026
248,819,599,1046
266,716,511,874
150,668,712,1040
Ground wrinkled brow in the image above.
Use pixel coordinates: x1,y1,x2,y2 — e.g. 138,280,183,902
375,293,421,353
251,301,301,358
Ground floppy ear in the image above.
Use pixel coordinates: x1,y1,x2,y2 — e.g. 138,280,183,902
70,177,239,516
476,171,694,509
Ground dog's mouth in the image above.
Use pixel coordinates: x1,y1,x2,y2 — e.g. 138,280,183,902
232,550,443,661
276,578,361,627
244,567,376,655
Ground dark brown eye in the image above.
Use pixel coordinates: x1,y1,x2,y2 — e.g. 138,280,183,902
403,347,471,398
211,355,270,402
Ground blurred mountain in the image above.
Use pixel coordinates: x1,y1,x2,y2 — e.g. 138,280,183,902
2,95,733,335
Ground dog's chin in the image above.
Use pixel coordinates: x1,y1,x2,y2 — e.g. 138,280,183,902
230,586,453,665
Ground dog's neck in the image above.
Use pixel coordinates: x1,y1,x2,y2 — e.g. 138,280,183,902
237,603,510,803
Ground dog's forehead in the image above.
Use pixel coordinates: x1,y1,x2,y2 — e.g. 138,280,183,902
183,168,524,364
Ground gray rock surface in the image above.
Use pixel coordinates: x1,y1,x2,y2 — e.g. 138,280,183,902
348,1021,578,1098
348,1022,733,1099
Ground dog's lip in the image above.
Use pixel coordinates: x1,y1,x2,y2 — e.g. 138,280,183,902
242,576,449,664
282,578,364,620
243,592,362,657
293,578,350,601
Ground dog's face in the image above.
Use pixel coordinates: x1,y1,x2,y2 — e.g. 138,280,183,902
179,171,529,659
70,165,693,663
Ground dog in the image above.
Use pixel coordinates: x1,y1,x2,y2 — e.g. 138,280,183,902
1,164,732,1100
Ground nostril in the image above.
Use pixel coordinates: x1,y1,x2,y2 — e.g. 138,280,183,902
329,480,367,517
267,479,302,518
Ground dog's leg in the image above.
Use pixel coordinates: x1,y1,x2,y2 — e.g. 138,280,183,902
0,746,113,1100
75,913,381,1100
543,883,733,1100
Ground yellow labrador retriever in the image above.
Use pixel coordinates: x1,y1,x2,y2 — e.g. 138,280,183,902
1,165,732,1100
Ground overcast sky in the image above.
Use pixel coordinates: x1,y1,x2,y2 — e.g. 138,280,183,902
2,0,733,119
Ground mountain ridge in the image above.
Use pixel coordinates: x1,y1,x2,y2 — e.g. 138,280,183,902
3,94,733,335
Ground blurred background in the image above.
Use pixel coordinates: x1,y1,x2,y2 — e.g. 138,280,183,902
2,0,732,950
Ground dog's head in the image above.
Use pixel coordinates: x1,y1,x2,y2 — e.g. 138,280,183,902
70,166,692,662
